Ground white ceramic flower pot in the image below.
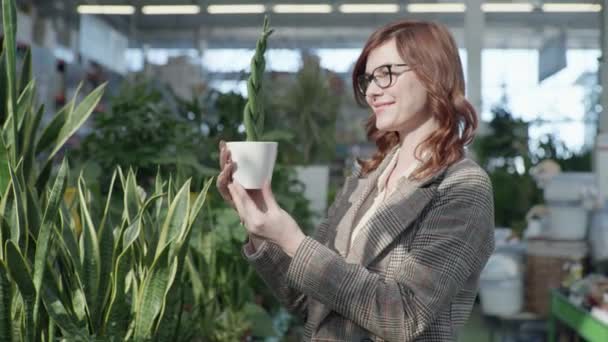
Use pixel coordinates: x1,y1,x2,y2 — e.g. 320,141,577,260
226,141,278,189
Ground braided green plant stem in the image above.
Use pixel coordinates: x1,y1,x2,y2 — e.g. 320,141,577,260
244,15,274,141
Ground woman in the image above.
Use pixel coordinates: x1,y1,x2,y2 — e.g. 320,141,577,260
217,20,494,342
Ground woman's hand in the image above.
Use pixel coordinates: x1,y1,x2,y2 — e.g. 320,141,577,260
228,180,306,257
216,140,236,207
216,140,265,249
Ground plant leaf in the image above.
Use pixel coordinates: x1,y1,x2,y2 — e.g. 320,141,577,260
0,260,13,341
133,246,178,339
5,240,36,341
2,0,19,161
47,83,106,161
155,180,190,260
33,158,68,325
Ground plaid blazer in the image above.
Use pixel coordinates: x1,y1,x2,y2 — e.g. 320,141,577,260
243,146,495,341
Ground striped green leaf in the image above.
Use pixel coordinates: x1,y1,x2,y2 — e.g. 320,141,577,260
0,138,9,197
33,158,68,324
0,260,12,342
2,0,19,161
18,49,31,96
133,246,178,339
155,180,190,260
21,104,44,182
77,176,100,328
103,218,140,336
5,240,35,341
39,263,87,338
47,83,106,162
8,164,23,247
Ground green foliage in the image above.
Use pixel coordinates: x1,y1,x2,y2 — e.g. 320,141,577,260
73,77,213,190
473,104,592,235
0,1,237,339
243,15,273,141
266,54,341,164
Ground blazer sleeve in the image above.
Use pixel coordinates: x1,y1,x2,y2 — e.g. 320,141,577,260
241,169,356,320
283,168,495,341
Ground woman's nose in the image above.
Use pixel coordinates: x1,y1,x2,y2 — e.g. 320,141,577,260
365,81,383,97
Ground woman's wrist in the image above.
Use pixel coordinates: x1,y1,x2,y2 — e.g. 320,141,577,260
280,230,306,258
248,234,265,249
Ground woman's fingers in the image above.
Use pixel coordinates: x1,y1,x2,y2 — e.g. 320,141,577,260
228,183,247,222
216,140,235,206
219,140,231,170
229,182,263,229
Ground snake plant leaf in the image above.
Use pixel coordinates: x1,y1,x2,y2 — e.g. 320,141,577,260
3,0,19,161
34,157,52,194
18,48,31,96
0,50,6,125
0,138,9,200
94,171,117,330
47,83,106,162
0,260,13,342
35,101,70,156
188,177,213,227
21,104,44,182
5,240,35,341
4,79,34,157
77,176,100,327
243,15,273,141
133,246,178,339
155,180,190,260
123,169,139,226
24,180,41,240
39,264,88,339
33,158,68,324
103,219,140,336
8,163,24,247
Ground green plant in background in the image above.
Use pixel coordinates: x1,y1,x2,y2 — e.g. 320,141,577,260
73,76,214,191
0,1,312,340
243,15,273,141
265,53,341,165
473,103,592,235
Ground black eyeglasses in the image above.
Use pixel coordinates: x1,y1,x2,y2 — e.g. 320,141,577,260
357,63,411,96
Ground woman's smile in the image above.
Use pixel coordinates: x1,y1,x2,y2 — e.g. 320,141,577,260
372,101,395,114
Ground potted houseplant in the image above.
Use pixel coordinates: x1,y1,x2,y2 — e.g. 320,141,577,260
227,16,277,189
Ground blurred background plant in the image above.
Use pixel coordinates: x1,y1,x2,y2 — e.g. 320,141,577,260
473,103,592,235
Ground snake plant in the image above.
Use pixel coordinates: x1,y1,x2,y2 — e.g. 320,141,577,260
243,15,273,141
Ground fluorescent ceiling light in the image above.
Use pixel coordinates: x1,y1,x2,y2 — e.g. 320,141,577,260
77,5,135,15
273,4,333,13
407,3,465,13
142,5,201,15
339,4,400,13
482,3,534,12
207,4,266,14
542,3,601,12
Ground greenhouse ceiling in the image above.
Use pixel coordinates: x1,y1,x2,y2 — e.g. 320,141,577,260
26,1,605,49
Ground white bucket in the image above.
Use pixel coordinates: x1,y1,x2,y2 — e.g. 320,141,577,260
479,253,524,316
546,203,588,240
479,278,523,316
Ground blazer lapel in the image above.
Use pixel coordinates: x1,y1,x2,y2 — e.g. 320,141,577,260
331,148,399,256
345,175,438,267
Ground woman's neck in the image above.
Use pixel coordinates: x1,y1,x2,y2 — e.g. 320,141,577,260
396,116,438,166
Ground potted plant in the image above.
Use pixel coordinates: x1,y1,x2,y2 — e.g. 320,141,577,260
226,16,277,189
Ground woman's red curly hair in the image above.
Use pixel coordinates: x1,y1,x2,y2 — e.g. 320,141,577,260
352,20,477,179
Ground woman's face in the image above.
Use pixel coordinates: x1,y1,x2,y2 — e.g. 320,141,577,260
364,39,428,133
